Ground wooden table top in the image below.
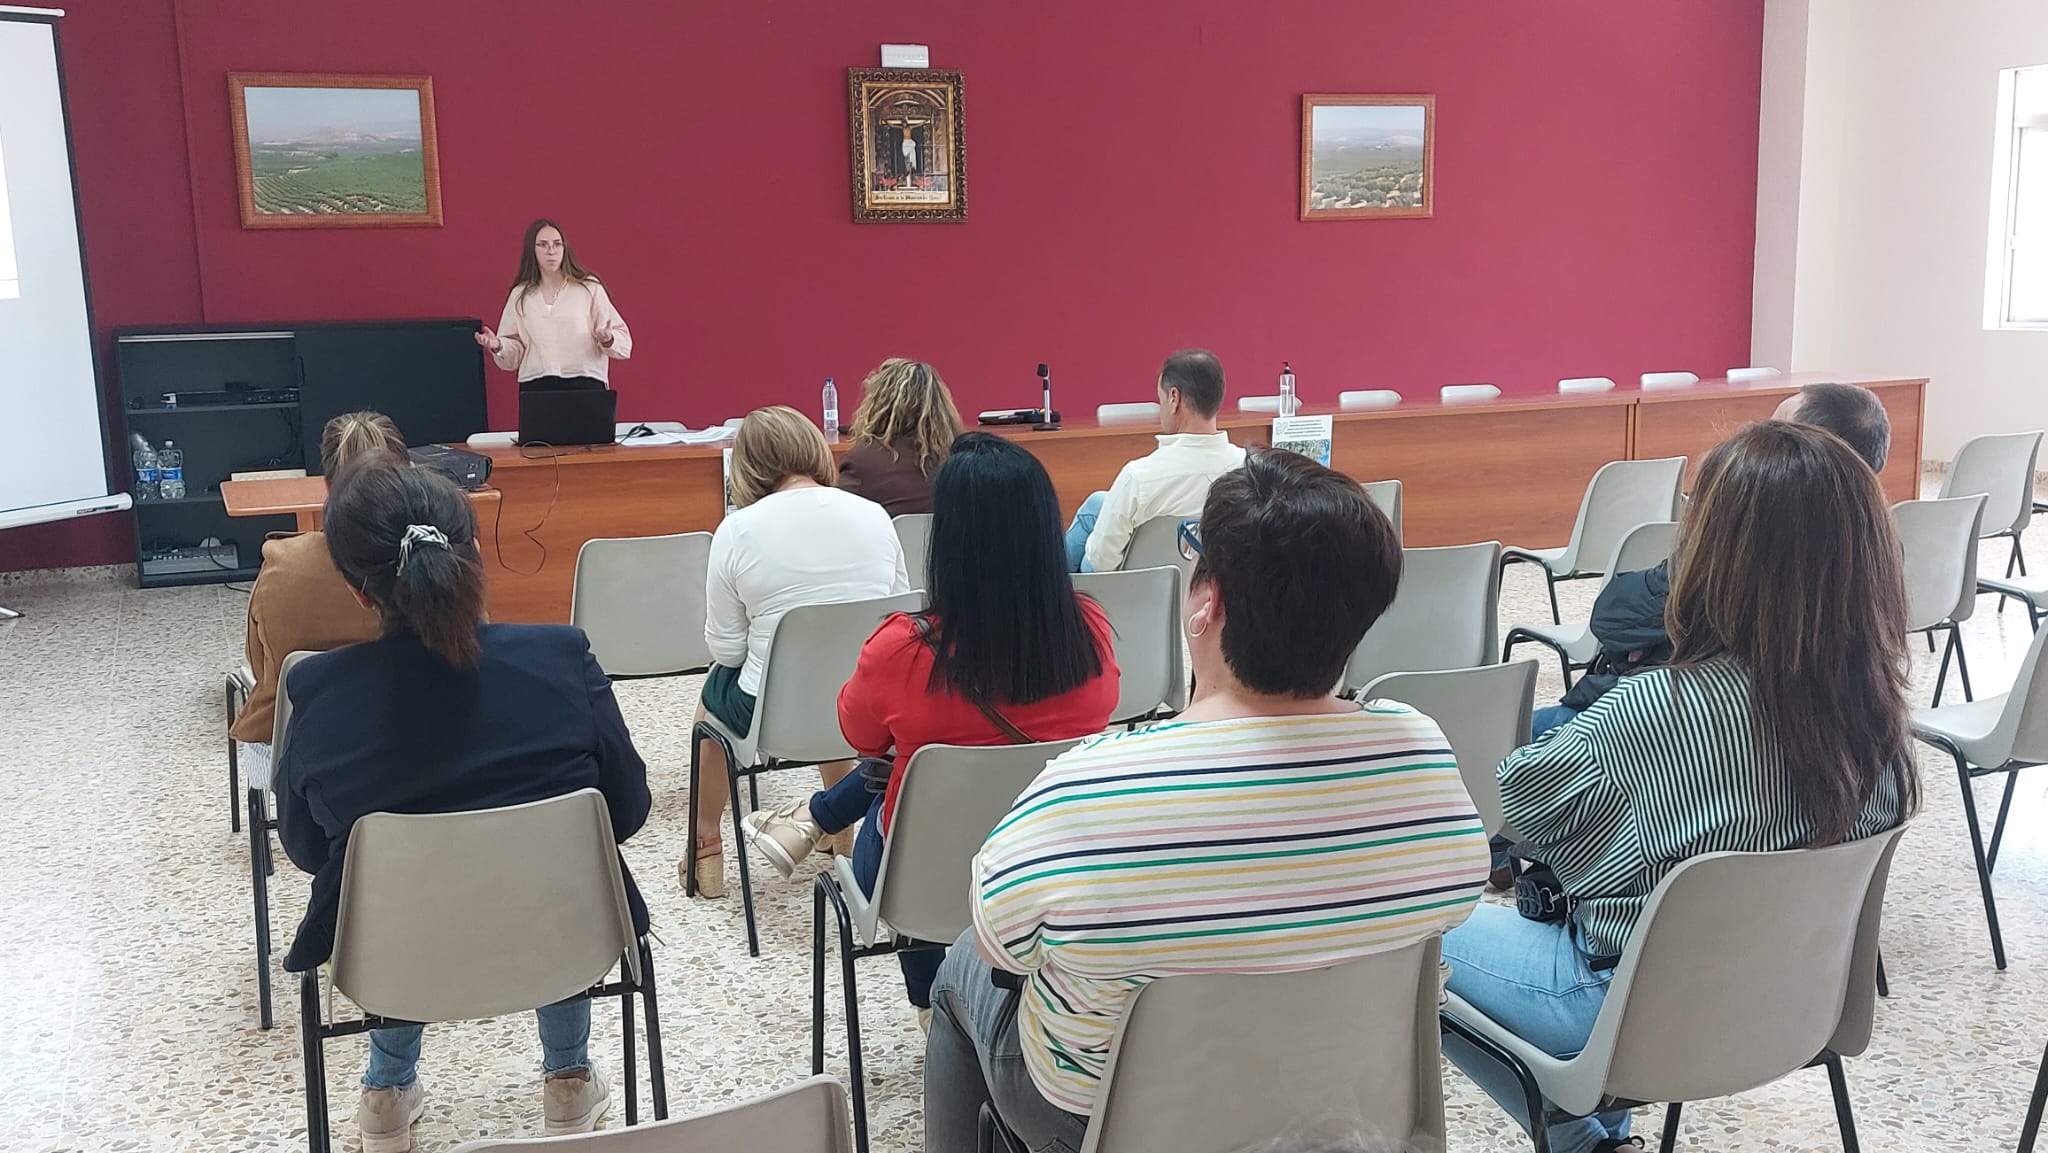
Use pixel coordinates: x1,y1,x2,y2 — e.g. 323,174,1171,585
221,475,501,517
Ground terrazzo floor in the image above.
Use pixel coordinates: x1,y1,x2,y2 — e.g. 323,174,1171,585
3,499,2047,1153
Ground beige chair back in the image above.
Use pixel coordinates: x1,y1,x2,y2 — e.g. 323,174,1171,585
571,532,714,677
752,592,927,762
329,790,638,1025
1096,402,1161,423
1894,496,1987,629
1554,457,1686,576
1343,541,1501,692
1073,568,1187,722
446,1075,855,1152
1938,430,2043,537
272,649,317,757
1362,479,1403,542
1080,937,1446,1153
1956,623,2048,768
1122,515,1197,590
892,514,933,591
1362,660,1537,838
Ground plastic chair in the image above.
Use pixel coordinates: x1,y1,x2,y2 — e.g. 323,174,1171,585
447,1075,854,1152
1639,371,1699,390
981,937,1448,1153
1726,366,1782,382
571,532,714,678
1340,389,1403,408
1441,384,1502,402
1500,457,1686,624
1895,496,1988,706
1074,568,1187,723
1441,827,1908,1153
1362,660,1538,840
1121,514,1197,592
1096,402,1161,423
1937,431,2044,613
686,592,926,955
1343,541,1502,694
241,649,316,1032
893,514,932,592
1237,395,1283,413
226,666,253,832
816,740,1080,1153
1502,521,1678,689
301,789,667,1153
1363,479,1404,542
1910,623,2048,971
1558,377,1616,393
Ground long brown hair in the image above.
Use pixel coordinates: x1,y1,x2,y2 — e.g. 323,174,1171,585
1666,420,1918,844
323,467,486,668
508,218,601,301
849,358,963,473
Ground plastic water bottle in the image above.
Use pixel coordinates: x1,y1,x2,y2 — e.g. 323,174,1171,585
158,440,186,500
821,377,840,440
1279,362,1298,416
131,437,158,502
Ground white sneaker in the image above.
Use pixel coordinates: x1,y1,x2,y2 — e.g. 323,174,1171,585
356,1080,426,1153
544,1063,612,1135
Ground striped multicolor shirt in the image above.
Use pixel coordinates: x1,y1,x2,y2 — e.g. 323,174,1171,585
1502,655,1908,958
970,704,1491,1115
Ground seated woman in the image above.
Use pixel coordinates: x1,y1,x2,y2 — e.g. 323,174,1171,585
1441,421,1918,1153
687,405,910,897
743,431,1122,1021
835,357,963,517
275,467,651,1153
923,449,1491,1152
228,412,409,783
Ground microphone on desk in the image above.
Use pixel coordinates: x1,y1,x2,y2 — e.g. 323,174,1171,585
1033,363,1061,431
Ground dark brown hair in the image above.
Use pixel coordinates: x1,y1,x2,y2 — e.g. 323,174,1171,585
318,411,407,477
1159,349,1226,418
1666,420,1918,844
323,466,486,668
1192,449,1401,697
1791,382,1891,472
509,218,601,300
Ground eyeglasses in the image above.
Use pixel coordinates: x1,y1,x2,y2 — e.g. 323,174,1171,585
1176,520,1203,562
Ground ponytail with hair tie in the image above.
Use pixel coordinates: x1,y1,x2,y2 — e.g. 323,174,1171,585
396,524,450,575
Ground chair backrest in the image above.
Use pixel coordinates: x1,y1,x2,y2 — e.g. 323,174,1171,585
1440,384,1501,402
1073,568,1187,723
1362,479,1404,542
446,1075,855,1152
330,790,637,1024
754,592,927,760
1573,828,1907,1112
1555,457,1686,575
1121,514,1197,590
272,649,316,753
892,514,933,591
1343,541,1501,692
1339,389,1403,408
570,532,714,677
1640,371,1699,389
1081,937,1446,1153
873,740,1083,944
1602,519,1680,584
1938,430,2043,537
1963,621,2048,767
1096,401,1161,423
1360,660,1536,838
1726,366,1782,382
1558,376,1616,393
1892,495,1987,630
1237,395,1282,413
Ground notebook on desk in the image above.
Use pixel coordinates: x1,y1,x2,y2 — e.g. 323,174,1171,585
517,389,618,447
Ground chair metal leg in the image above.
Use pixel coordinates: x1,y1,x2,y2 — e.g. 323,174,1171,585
1987,771,2022,872
1933,628,1955,707
250,787,274,1031
1544,571,1561,625
300,969,329,1153
2019,1041,2048,1153
2000,536,2023,614
638,940,668,1120
827,880,872,1153
729,761,759,957
812,878,829,1075
1658,1101,1683,1153
1442,1013,1551,1153
1875,951,1889,999
227,677,242,833
1954,628,1975,702
684,725,704,898
621,989,638,1126
1948,746,2009,969
1823,1053,1861,1153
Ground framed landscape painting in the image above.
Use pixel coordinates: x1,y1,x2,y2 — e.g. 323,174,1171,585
848,68,967,222
228,73,442,229
1301,94,1434,220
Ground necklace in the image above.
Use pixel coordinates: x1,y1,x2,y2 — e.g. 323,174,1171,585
541,279,568,312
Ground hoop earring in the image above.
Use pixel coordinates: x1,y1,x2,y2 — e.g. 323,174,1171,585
1186,613,1207,639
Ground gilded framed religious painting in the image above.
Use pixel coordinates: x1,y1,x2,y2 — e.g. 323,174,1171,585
848,68,967,222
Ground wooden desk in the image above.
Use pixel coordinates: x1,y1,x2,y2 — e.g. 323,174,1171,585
221,476,504,536
1631,373,1925,504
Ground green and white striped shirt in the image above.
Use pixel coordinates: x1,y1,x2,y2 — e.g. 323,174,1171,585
1503,656,1907,958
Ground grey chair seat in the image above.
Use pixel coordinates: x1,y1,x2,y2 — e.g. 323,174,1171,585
1911,696,2012,767
1508,621,1597,664
1981,573,2048,602
1501,544,1568,574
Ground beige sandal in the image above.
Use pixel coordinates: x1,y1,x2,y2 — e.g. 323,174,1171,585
681,837,726,899
741,803,825,878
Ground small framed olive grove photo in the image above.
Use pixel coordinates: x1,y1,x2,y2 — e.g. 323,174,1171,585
1300,94,1434,220
229,72,443,229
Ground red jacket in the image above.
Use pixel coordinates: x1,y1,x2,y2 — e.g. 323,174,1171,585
836,600,1121,830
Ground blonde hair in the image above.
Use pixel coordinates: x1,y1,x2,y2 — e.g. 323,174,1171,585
849,358,963,473
728,405,837,508
319,411,408,477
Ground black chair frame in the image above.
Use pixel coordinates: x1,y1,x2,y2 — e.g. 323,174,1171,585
1915,731,2035,971
227,673,246,832
2021,1040,2047,1153
685,719,834,957
1499,554,1601,626
812,871,947,1153
1919,621,1976,708
1502,630,1592,692
297,937,667,1153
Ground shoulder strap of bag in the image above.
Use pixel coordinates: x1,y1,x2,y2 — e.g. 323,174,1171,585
912,615,1034,745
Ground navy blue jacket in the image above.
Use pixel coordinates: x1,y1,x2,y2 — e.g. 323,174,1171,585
275,623,651,972
1559,560,1673,711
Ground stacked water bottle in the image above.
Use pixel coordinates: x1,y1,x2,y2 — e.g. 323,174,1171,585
130,433,185,501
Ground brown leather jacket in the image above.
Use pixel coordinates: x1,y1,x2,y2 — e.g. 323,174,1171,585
836,437,937,517
228,532,383,744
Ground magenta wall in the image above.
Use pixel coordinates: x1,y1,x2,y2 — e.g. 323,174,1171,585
6,0,1765,571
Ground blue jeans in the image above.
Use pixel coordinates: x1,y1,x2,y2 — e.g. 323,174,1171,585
1441,904,1623,1153
364,999,591,1089
809,766,877,833
1063,491,1107,573
1532,704,1580,740
925,930,1088,1153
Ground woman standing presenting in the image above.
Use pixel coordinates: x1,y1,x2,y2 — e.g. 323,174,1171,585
476,219,632,390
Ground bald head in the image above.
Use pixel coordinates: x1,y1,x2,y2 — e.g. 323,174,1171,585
1771,383,1891,472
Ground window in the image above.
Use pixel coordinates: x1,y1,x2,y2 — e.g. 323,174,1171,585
1988,64,2048,329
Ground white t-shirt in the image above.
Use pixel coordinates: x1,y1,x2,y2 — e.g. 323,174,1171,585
705,485,910,695
1082,432,1248,573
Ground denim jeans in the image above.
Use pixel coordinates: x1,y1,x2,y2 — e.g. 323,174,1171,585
364,999,591,1089
1531,704,1580,740
925,930,1089,1153
1063,491,1107,573
809,766,877,834
1441,904,1623,1153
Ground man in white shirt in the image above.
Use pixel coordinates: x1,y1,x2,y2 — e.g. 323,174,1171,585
1065,349,1248,572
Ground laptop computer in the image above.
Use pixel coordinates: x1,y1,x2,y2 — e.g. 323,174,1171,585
518,389,618,447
